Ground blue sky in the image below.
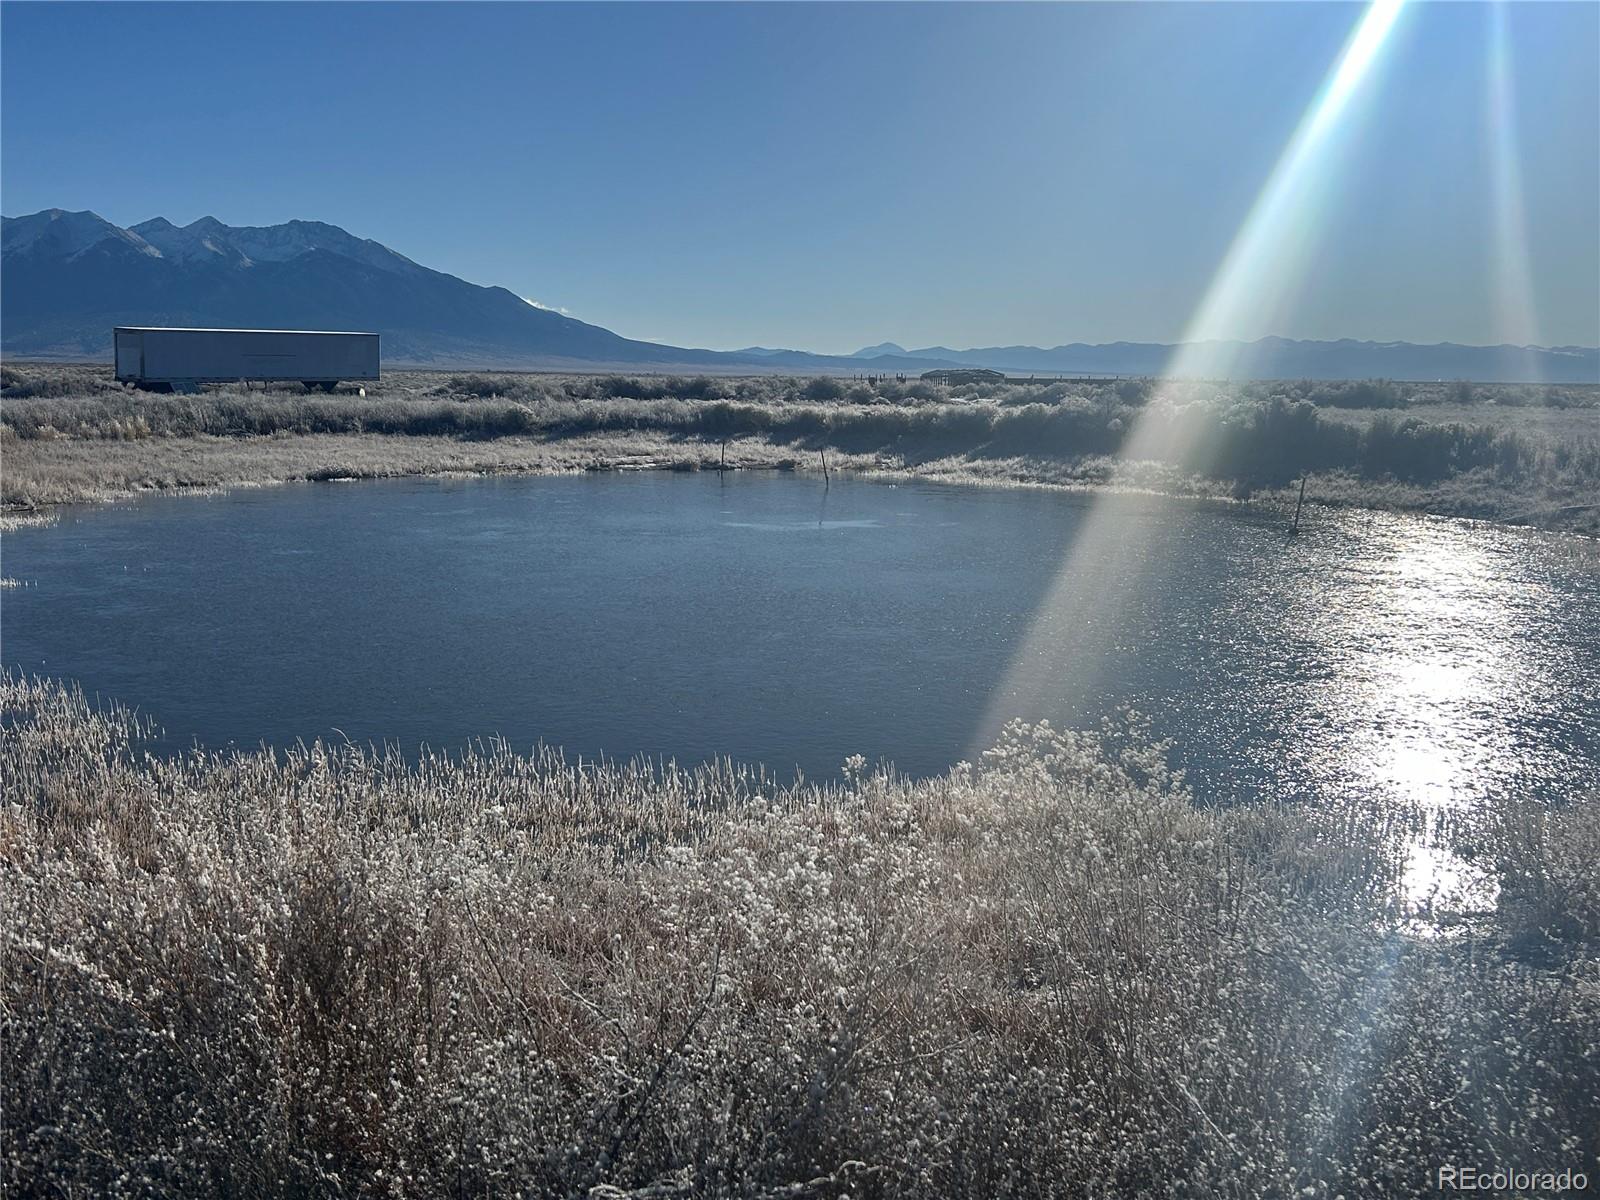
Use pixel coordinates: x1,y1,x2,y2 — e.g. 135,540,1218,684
3,1,1596,352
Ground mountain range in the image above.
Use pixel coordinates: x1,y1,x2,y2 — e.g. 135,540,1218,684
3,208,1595,382
852,338,1600,384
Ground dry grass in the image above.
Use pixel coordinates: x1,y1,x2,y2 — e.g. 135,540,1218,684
4,675,1597,1197
0,431,882,508
3,365,1596,532
1318,402,1600,442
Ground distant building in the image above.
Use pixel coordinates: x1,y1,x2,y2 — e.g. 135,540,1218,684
920,368,1006,386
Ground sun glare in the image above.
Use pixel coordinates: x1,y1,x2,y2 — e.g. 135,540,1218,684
977,0,1412,760
1164,0,1408,383
1487,1,1542,360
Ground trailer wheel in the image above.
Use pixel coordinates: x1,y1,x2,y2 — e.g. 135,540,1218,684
138,382,174,394
306,380,339,393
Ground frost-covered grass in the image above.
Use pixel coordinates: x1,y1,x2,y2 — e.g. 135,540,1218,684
4,674,1597,1197
2,365,1597,531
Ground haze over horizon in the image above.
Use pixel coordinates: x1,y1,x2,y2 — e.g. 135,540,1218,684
3,1,1597,354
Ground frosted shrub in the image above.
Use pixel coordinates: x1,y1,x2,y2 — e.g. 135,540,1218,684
3,675,1596,1196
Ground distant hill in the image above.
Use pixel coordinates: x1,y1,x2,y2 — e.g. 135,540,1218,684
3,208,1593,382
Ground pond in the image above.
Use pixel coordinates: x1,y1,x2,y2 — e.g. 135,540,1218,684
4,472,1597,891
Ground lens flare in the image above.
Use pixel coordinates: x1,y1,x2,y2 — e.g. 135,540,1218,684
975,0,1410,756
1167,0,1407,383
1487,1,1542,368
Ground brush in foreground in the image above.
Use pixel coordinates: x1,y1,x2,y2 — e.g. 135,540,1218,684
2,675,1597,1197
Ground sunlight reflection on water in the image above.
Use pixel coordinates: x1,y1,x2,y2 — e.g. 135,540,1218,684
1319,518,1595,909
1303,521,1546,905
986,500,1598,911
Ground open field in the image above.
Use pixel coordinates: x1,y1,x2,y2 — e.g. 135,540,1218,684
4,364,1597,533
4,674,1597,1197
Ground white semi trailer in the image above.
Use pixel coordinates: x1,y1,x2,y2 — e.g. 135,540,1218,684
113,327,380,391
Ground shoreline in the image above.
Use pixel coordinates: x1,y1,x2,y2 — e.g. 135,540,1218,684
4,364,1596,534
5,428,1597,537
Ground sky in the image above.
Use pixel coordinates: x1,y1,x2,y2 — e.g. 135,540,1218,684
2,1,1596,353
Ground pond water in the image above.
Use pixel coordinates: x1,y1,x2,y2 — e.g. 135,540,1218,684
4,473,1598,885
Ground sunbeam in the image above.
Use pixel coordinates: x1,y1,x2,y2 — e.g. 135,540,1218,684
1487,1,1543,365
976,0,1411,759
1165,0,1408,384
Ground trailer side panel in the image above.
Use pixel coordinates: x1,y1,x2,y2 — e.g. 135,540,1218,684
114,328,380,384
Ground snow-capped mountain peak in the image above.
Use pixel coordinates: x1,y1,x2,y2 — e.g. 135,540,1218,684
2,208,161,260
